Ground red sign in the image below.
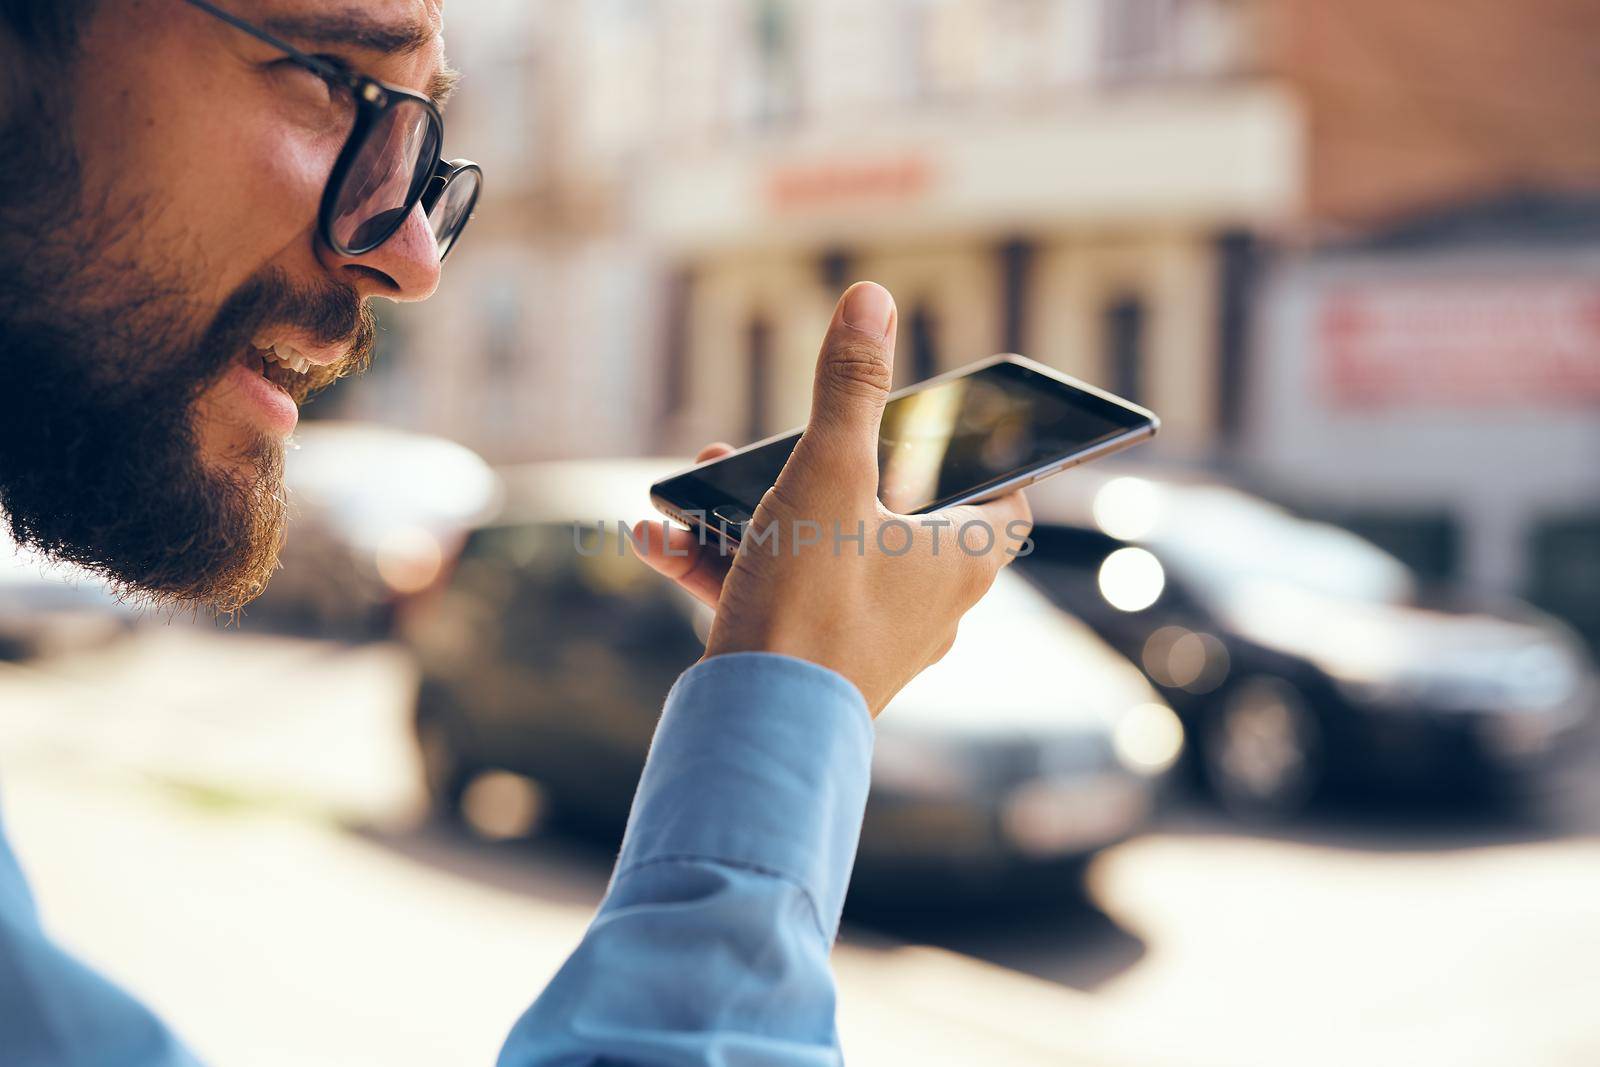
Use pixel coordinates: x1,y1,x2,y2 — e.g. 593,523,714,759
1318,278,1600,407
765,156,932,213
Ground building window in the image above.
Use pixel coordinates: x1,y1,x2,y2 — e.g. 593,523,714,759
1101,0,1248,84
910,0,984,104
660,267,692,427
908,302,941,386
817,247,856,294
1102,0,1180,78
1104,294,1146,402
998,238,1035,355
745,314,772,441
736,0,800,130
1214,230,1255,446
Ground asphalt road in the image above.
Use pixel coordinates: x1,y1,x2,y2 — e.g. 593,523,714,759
1,627,1597,1066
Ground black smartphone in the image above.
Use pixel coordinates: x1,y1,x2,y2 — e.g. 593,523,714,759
650,354,1159,543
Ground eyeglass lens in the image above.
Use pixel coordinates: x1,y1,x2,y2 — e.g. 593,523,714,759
330,97,440,254
429,168,481,259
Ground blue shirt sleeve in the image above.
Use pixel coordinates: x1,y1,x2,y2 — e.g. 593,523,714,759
0,651,872,1066
0,804,204,1067
496,651,875,1067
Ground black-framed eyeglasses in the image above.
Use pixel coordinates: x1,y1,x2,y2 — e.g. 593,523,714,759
183,0,481,262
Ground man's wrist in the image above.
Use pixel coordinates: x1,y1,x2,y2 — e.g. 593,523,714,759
613,651,874,939
699,643,873,716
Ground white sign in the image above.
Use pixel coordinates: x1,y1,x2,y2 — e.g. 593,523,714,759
1318,278,1600,407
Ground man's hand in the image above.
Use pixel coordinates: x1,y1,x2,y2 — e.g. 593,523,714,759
630,282,1031,716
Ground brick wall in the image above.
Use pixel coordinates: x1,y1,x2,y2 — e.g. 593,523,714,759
1263,0,1600,229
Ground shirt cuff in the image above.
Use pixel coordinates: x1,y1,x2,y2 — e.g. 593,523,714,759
610,652,874,941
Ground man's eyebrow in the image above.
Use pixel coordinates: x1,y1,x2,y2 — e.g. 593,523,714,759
259,12,433,54
258,12,460,107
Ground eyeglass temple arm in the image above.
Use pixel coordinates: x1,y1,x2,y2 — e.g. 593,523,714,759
181,0,349,84
420,160,458,213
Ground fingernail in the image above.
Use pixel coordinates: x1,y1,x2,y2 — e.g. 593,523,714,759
840,282,893,339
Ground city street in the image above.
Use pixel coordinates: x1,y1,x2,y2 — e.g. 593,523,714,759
1,627,1597,1067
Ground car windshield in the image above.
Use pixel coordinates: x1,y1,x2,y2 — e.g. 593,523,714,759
1089,477,1416,608
888,568,1155,731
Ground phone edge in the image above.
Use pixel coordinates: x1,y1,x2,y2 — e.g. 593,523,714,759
647,352,1023,488
920,419,1158,512
648,352,1160,538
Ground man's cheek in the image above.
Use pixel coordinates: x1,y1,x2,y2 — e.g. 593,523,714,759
182,132,331,300
200,126,328,289
255,131,340,232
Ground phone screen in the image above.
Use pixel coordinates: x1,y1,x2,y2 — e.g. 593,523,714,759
655,359,1153,519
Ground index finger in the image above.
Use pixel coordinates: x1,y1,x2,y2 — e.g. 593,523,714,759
934,490,1033,566
628,519,733,609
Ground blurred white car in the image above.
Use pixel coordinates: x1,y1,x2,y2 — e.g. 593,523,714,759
859,565,1185,889
401,459,1184,897
246,421,501,638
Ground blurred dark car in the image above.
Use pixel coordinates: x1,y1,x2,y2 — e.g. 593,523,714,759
1019,467,1599,816
400,459,1184,893
245,421,502,639
0,530,136,660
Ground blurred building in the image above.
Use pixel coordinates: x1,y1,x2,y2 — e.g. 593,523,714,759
343,0,1300,461
1242,0,1600,635
1250,195,1600,637
331,2,664,462
1264,0,1600,230
638,0,1600,461
640,0,1299,457
344,0,1600,639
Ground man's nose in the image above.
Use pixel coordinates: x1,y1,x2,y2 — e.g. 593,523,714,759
317,202,442,302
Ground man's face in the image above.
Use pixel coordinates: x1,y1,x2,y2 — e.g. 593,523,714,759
0,0,453,612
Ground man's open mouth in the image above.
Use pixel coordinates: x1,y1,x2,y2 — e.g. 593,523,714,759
248,339,316,396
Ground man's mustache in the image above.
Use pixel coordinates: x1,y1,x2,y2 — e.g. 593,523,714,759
203,267,377,403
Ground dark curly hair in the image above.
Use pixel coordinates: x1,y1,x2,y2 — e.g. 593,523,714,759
0,0,95,53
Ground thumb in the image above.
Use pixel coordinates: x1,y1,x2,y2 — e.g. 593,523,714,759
794,282,897,493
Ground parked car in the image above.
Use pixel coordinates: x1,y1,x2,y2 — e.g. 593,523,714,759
243,421,501,639
0,530,136,660
400,459,1183,895
1019,466,1598,816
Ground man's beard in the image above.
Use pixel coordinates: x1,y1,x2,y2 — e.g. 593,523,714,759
0,95,374,614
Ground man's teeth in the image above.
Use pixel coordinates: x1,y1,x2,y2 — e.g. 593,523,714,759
254,340,312,375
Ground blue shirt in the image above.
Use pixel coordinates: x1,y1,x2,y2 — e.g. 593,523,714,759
0,652,875,1066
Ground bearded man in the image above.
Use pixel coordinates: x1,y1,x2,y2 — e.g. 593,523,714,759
0,2,1030,1064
